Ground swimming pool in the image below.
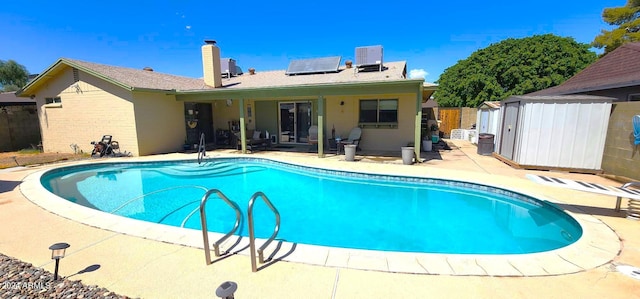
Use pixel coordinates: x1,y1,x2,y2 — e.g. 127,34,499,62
40,158,582,254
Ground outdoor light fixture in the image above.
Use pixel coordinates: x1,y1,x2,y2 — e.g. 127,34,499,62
215,281,238,299
49,242,70,280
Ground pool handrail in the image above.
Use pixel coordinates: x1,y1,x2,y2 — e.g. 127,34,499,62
247,191,281,272
200,189,242,265
197,132,206,164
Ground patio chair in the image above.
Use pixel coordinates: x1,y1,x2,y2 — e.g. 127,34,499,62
308,126,319,143
237,130,271,151
308,126,318,150
633,115,639,145
339,127,362,150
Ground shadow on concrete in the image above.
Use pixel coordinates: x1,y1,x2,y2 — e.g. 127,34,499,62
256,240,297,272
66,264,101,279
0,180,21,193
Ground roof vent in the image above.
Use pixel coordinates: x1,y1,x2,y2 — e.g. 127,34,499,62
355,45,383,72
220,58,237,78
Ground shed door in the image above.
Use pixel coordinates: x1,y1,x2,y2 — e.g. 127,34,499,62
479,110,489,133
499,102,519,160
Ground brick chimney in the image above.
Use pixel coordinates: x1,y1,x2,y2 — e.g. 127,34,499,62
202,40,222,88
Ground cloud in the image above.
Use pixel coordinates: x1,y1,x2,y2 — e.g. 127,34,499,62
185,25,191,30
409,69,428,79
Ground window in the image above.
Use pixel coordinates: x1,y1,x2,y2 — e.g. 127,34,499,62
45,97,61,104
629,94,640,101
359,99,398,126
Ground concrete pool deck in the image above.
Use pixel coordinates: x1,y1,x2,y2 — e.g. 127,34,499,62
1,139,639,298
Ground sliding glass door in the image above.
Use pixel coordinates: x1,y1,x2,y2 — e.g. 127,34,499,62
279,101,312,144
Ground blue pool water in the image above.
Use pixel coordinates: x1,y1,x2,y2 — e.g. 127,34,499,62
40,158,582,254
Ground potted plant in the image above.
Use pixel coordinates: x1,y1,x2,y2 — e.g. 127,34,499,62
430,124,440,143
422,128,432,151
183,139,191,151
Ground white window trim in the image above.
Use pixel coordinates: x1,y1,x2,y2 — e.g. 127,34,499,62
43,103,62,108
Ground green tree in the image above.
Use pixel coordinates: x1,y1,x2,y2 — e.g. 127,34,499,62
0,60,29,92
435,34,596,107
592,0,640,55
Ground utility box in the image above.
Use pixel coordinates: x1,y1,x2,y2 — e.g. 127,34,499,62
477,133,495,155
220,58,237,77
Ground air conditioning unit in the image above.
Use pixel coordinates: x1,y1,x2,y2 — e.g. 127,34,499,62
355,45,383,71
220,58,237,78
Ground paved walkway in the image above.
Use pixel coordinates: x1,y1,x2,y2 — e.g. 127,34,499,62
1,140,639,298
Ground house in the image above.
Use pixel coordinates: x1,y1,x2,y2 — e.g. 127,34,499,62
527,42,640,180
0,92,41,152
17,41,437,157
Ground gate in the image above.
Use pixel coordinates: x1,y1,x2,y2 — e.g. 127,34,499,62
438,108,461,138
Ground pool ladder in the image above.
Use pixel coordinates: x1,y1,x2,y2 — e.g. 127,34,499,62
200,189,242,264
197,133,206,164
199,190,281,272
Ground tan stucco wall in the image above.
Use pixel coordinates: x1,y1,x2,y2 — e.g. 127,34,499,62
212,99,241,132
132,92,185,155
602,101,640,180
324,94,416,151
34,67,138,155
209,93,418,151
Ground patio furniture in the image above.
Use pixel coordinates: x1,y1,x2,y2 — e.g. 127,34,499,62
308,125,319,150
526,174,640,216
339,127,362,151
237,130,271,151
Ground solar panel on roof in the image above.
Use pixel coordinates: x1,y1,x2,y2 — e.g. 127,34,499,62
285,56,341,75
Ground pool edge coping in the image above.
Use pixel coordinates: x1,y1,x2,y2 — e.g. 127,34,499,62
20,153,621,277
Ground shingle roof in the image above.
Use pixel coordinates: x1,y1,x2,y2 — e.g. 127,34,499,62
65,59,408,92
202,61,408,91
0,92,34,104
65,59,211,91
529,42,640,96
19,57,412,97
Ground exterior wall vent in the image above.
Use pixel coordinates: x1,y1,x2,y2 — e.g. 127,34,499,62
220,58,237,78
355,45,383,72
72,68,80,82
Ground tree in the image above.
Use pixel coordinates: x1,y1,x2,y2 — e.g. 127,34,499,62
435,34,596,107
592,0,640,55
0,60,29,92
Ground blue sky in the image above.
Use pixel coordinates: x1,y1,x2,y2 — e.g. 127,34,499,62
1,0,622,84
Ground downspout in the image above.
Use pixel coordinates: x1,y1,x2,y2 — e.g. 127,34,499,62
317,96,325,158
415,83,423,157
239,98,247,153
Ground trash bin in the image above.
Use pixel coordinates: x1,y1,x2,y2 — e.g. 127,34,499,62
401,146,414,165
477,133,495,155
344,144,356,161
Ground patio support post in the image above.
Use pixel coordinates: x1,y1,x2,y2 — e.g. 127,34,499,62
415,83,423,155
238,98,247,154
317,96,325,158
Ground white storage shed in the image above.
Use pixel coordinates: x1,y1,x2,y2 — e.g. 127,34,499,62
496,95,614,171
475,101,501,144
